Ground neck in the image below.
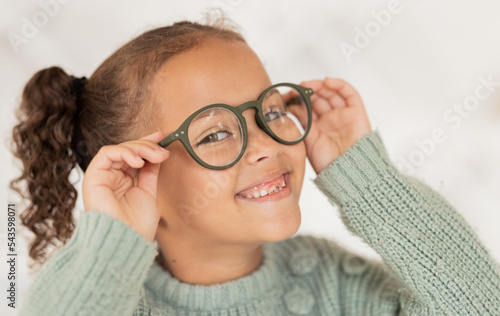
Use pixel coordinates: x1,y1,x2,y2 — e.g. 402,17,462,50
155,234,264,285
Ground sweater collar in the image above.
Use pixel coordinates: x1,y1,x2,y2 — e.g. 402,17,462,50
144,241,282,311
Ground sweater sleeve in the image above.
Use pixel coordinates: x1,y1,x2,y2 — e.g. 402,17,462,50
19,210,158,316
313,128,500,315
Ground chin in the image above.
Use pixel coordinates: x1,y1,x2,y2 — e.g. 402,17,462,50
257,204,302,242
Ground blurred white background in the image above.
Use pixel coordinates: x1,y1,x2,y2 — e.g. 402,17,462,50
1,0,500,314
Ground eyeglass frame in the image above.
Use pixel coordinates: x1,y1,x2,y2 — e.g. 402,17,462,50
157,82,314,170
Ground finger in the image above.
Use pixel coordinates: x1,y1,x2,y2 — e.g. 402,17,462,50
312,110,318,121
281,88,300,104
323,77,364,108
303,119,321,155
287,104,308,129
309,92,335,116
125,131,170,163
108,160,139,180
140,131,166,143
310,103,322,122
109,160,131,171
307,78,352,117
89,145,146,171
136,159,165,199
121,131,167,154
125,166,139,180
120,141,169,163
314,87,348,108
90,142,168,171
299,80,323,92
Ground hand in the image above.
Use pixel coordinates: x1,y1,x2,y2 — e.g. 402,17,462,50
82,131,169,242
300,77,372,175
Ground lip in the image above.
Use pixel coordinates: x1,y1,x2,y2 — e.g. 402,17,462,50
235,168,291,201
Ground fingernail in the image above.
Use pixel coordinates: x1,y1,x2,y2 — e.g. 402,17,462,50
156,146,168,154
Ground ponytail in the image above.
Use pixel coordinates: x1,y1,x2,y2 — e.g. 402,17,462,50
10,66,80,270
10,17,248,270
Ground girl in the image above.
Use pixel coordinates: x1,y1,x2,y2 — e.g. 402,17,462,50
11,17,500,316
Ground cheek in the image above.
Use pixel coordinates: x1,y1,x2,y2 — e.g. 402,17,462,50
157,149,239,226
287,142,307,195
298,141,307,159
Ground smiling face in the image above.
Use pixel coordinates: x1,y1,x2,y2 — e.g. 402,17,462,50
151,37,306,247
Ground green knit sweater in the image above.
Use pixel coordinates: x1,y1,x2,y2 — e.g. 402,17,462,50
19,129,500,315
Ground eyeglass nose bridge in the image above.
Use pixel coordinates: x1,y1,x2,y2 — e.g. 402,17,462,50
237,99,261,112
157,100,265,149
235,99,281,144
156,83,313,170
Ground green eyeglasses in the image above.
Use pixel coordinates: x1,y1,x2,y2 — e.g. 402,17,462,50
157,82,314,170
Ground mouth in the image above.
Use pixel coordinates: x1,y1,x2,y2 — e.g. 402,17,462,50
235,170,291,202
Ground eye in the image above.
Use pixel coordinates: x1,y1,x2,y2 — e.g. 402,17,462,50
196,130,232,146
264,107,286,122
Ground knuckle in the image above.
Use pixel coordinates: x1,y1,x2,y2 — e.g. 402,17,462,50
99,144,115,153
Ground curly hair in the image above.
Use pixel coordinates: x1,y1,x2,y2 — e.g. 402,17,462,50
10,14,246,271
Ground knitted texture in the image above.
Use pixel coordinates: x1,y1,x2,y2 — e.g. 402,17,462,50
19,129,500,316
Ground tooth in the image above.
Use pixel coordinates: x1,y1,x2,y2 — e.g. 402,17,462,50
246,194,253,199
260,189,268,196
253,192,260,198
269,186,276,194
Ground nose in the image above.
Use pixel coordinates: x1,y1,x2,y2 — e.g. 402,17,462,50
242,109,283,164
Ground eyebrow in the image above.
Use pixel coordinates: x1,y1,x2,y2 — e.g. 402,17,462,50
189,87,280,123
192,110,216,120
263,88,280,101
190,109,231,126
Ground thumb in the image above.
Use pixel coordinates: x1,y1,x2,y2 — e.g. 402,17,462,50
136,152,169,199
304,119,320,155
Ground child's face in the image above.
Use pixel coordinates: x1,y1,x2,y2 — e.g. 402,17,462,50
152,38,306,244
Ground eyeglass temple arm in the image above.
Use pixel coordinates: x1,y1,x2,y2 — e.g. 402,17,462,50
158,133,178,148
156,87,313,148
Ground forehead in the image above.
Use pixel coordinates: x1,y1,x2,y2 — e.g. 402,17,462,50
151,38,272,134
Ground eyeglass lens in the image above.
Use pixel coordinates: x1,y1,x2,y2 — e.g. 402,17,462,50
187,85,309,168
